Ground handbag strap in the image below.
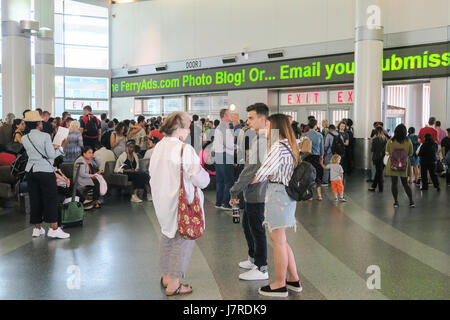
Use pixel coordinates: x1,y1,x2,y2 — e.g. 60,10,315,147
25,134,54,168
180,144,197,195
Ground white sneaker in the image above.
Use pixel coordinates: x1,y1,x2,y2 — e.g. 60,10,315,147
47,227,70,239
238,260,255,270
146,193,152,201
239,266,269,281
32,227,45,237
131,194,143,203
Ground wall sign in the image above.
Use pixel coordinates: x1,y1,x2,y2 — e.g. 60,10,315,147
112,42,450,97
280,91,328,106
329,89,354,104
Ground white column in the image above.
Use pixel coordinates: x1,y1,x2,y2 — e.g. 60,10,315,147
35,0,55,115
353,0,384,170
1,0,33,119
430,77,448,128
405,84,424,131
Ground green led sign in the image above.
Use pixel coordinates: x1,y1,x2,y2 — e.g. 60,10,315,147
111,42,449,97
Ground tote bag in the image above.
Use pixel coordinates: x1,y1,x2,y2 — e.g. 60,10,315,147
177,144,204,240
95,174,108,196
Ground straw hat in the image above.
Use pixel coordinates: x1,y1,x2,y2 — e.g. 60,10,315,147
23,110,42,122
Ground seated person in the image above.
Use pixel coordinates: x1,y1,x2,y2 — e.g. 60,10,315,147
74,146,102,211
114,140,151,203
94,142,116,172
143,136,159,160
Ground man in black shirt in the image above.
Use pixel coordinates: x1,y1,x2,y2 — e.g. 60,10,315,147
39,110,55,137
441,128,450,186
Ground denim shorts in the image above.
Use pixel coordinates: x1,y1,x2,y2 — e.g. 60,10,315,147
263,183,297,233
410,155,420,167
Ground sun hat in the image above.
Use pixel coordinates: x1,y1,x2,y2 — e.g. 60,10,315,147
23,110,42,122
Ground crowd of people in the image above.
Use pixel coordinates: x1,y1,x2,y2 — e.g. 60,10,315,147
0,103,449,298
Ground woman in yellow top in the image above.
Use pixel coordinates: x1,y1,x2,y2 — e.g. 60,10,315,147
385,124,414,208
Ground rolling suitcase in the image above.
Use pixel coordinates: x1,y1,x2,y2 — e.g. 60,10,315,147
61,163,84,228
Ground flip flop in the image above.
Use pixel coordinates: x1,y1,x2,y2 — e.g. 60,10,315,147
160,277,167,288
84,204,94,211
166,284,193,296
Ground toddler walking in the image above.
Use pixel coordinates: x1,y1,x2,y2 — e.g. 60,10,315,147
325,154,346,202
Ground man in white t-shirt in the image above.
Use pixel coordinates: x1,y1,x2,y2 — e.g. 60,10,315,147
94,143,116,172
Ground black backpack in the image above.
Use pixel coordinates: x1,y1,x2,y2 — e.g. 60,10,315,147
101,130,113,149
85,115,99,137
11,150,28,182
280,142,317,201
331,133,345,156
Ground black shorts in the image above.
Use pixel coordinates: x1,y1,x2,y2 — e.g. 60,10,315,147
304,154,323,184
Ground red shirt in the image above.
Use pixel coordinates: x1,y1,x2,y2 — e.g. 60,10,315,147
150,129,164,141
418,126,437,143
0,152,16,166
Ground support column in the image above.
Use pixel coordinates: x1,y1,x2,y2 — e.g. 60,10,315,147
35,0,55,115
353,0,384,170
405,84,424,131
1,0,33,119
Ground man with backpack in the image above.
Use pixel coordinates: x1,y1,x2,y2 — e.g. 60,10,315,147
322,124,345,185
80,106,101,150
101,120,115,150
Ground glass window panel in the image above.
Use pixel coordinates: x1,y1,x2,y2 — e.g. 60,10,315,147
64,45,108,69
55,98,65,117
134,99,142,115
188,96,210,113
55,43,64,67
143,98,162,115
54,14,63,44
64,0,108,18
55,0,63,14
65,99,109,111
55,76,64,97
163,97,183,114
211,95,228,111
64,15,108,47
65,77,108,99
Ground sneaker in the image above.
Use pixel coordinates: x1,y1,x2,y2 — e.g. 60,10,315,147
131,194,143,203
239,267,269,281
410,202,415,208
334,197,339,202
221,205,233,211
258,285,288,298
32,227,45,237
146,193,153,201
339,197,347,202
47,227,70,239
393,202,399,208
321,182,328,187
214,204,222,209
238,260,255,270
286,280,303,293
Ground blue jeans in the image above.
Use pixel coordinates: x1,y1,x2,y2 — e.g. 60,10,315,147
215,153,234,206
322,152,332,184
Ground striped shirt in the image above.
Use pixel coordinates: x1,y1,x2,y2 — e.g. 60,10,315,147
255,139,294,186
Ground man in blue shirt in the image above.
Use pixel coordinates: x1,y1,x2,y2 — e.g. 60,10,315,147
306,118,325,200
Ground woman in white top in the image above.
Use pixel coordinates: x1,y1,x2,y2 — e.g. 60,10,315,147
150,112,210,296
252,113,303,298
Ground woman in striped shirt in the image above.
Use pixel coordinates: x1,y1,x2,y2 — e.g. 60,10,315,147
252,113,303,298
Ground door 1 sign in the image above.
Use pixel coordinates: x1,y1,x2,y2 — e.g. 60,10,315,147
329,90,354,104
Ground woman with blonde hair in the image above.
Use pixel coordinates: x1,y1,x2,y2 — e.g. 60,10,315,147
252,113,302,297
63,120,83,162
150,111,210,296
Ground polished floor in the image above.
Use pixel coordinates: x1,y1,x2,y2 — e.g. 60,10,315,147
0,174,449,300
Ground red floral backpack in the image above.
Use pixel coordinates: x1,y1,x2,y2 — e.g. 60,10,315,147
177,144,204,240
